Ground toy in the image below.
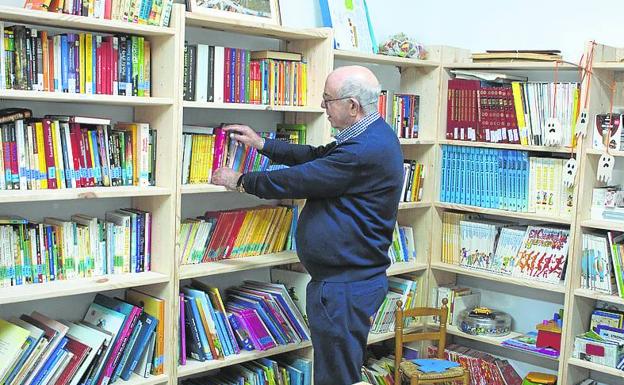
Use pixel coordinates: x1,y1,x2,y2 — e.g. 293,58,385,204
458,307,511,337
378,33,427,59
522,372,557,385
536,312,563,352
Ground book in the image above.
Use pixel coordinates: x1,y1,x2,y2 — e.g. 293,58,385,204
501,331,560,358
250,51,302,61
0,319,30,381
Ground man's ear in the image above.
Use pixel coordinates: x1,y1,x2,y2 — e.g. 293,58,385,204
350,99,359,116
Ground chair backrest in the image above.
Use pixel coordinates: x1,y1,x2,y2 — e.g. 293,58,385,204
394,298,449,385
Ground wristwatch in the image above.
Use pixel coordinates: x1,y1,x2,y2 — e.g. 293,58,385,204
236,174,245,193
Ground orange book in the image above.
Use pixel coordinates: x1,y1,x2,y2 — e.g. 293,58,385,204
48,36,54,92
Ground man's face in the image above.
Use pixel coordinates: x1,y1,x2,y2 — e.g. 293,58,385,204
321,80,354,130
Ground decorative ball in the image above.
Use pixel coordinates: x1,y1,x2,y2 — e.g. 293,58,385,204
378,33,427,59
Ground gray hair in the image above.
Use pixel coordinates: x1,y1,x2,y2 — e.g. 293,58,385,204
337,76,381,115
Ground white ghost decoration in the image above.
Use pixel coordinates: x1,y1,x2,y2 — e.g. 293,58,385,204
544,117,563,146
562,158,578,188
597,153,615,184
575,108,589,138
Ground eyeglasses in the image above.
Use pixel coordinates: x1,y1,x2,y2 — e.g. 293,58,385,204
321,96,354,107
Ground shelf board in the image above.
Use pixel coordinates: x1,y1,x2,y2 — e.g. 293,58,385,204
439,140,572,154
387,261,428,276
178,341,312,378
179,251,299,279
181,184,228,194
399,201,430,210
0,6,175,36
185,12,329,40
592,62,624,71
183,101,325,113
400,138,435,145
581,219,624,232
568,357,624,378
122,374,169,385
334,50,440,68
586,148,624,157
0,186,172,204
575,288,624,306
444,62,578,70
0,89,173,106
367,326,421,345
430,262,566,293
435,202,572,225
0,271,170,305
444,325,559,361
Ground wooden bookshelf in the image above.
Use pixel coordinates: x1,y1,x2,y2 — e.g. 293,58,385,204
567,358,624,378
122,374,169,385
430,262,567,294
434,202,573,225
591,62,624,71
581,219,624,232
334,49,440,68
0,6,175,36
398,201,431,210
400,138,436,145
0,186,172,203
443,62,578,70
180,184,228,194
574,288,624,306
439,139,573,154
177,341,313,378
0,89,174,106
179,251,299,279
387,262,428,277
182,101,325,113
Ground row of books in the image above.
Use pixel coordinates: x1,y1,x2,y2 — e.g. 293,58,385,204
446,78,579,147
181,355,311,385
440,145,575,218
430,285,480,326
0,208,151,288
400,160,425,202
178,205,297,265
0,289,165,385
592,186,624,222
593,113,624,152
370,275,419,334
360,353,394,385
428,344,523,385
389,223,416,264
573,307,624,369
181,124,306,185
441,213,571,284
1,24,151,96
179,280,310,363
581,231,624,298
0,112,156,190
183,46,308,106
23,0,174,27
377,91,421,139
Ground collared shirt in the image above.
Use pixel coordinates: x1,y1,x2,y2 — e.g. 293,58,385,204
334,111,381,144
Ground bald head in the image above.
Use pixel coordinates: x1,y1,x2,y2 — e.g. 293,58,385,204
326,66,381,116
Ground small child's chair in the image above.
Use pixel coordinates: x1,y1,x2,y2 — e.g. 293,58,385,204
394,298,470,385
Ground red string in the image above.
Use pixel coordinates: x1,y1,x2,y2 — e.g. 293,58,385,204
552,60,560,116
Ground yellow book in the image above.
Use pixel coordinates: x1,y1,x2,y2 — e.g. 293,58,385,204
302,61,308,106
251,208,271,256
85,34,93,94
271,208,294,253
207,135,215,184
125,289,165,375
230,210,254,258
115,123,140,184
571,86,580,144
258,207,280,255
511,82,527,145
79,33,85,94
34,122,47,190
268,206,289,254
0,319,30,381
263,206,286,254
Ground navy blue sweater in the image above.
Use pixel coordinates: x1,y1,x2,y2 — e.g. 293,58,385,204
242,117,404,282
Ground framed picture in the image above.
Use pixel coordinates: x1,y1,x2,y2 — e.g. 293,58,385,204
187,0,282,25
319,0,377,53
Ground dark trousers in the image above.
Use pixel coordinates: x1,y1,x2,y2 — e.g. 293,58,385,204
306,274,388,385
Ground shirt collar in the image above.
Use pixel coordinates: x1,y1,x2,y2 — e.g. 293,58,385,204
334,111,381,144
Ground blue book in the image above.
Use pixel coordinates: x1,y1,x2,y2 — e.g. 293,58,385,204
229,294,287,346
289,357,312,385
31,337,68,385
120,312,158,380
185,294,213,360
61,35,68,92
111,319,142,382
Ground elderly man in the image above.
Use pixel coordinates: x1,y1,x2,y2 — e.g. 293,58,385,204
213,65,404,385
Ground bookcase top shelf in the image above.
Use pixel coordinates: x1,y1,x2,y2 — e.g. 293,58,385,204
121,374,168,385
178,341,313,378
181,184,228,194
182,101,325,113
580,219,624,232
574,288,624,306
431,262,567,294
0,186,172,204
586,148,624,157
439,140,573,154
185,12,329,40
398,201,431,210
400,138,435,145
434,202,573,225
0,6,175,36
568,358,624,379
179,250,299,279
0,89,174,106
443,62,579,70
0,271,170,305
592,62,624,70
334,50,440,68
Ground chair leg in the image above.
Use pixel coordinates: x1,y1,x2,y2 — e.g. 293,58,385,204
463,370,470,384
410,376,418,385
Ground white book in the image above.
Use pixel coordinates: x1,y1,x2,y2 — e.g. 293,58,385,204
195,44,209,102
60,321,108,385
0,22,5,90
213,46,225,103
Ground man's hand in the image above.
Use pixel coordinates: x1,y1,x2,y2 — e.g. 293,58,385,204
223,124,265,150
212,168,242,190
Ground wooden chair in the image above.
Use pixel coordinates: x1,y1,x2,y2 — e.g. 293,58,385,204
394,298,469,385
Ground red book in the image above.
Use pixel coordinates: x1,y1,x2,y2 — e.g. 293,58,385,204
223,210,247,258
111,37,119,96
54,336,91,385
82,130,96,187
201,211,228,262
224,47,231,102
42,119,58,189
69,124,84,188
104,0,112,20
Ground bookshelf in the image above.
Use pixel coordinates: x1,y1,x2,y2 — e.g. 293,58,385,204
561,43,624,385
0,4,182,385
